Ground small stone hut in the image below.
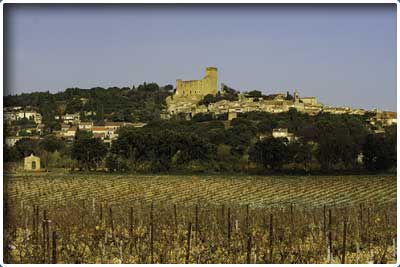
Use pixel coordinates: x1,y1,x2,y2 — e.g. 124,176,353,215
24,154,41,171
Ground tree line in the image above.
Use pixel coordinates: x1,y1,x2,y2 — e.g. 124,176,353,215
5,109,396,174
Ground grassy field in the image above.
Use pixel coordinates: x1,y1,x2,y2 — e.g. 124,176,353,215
4,173,397,264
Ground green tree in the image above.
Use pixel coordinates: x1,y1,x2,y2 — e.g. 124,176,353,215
246,90,262,98
226,117,257,155
4,146,19,162
363,133,396,171
39,135,64,153
105,154,128,172
198,94,216,106
71,130,107,170
15,138,40,158
192,113,213,122
111,127,214,172
315,116,367,170
287,139,313,170
249,137,289,170
65,97,83,114
96,103,104,122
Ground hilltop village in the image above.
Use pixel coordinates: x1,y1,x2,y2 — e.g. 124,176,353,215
165,67,396,123
4,66,397,148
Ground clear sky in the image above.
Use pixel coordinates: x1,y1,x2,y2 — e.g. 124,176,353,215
4,4,396,111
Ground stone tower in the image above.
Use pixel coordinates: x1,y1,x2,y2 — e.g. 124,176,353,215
204,67,218,96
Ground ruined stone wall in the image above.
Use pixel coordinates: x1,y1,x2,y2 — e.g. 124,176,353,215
175,67,218,98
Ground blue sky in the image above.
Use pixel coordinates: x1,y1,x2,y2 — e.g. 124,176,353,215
4,4,396,111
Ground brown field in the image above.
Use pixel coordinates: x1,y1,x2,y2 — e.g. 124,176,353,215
3,173,397,264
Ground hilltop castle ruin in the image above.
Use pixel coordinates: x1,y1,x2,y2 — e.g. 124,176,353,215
166,67,218,114
175,67,218,98
164,67,376,121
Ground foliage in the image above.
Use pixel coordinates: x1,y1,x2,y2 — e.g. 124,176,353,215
249,137,289,170
71,130,108,170
4,146,19,162
192,113,214,122
11,117,37,127
362,132,396,171
105,154,128,172
315,114,368,170
198,84,239,106
110,127,214,172
287,139,313,169
246,90,262,98
4,84,173,124
39,135,64,153
15,138,40,158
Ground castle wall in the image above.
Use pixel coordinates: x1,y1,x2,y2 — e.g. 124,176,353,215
175,67,217,98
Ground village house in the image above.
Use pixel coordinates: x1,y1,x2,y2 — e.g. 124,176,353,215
55,113,80,124
369,111,397,127
323,106,351,115
92,126,107,138
63,126,77,138
22,111,42,123
104,121,135,131
78,121,94,131
61,123,70,132
4,111,17,122
272,128,296,142
91,126,119,142
300,97,318,105
228,111,238,121
4,108,42,124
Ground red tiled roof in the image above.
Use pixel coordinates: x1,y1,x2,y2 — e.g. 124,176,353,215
92,126,107,131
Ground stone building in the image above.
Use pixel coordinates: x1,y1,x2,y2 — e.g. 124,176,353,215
55,113,80,124
166,67,218,115
24,154,41,171
175,67,218,98
63,126,77,138
4,109,42,124
78,121,94,130
272,128,296,142
300,97,318,106
369,111,397,127
228,111,238,121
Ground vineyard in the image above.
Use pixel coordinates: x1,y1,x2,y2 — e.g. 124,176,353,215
4,173,397,263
